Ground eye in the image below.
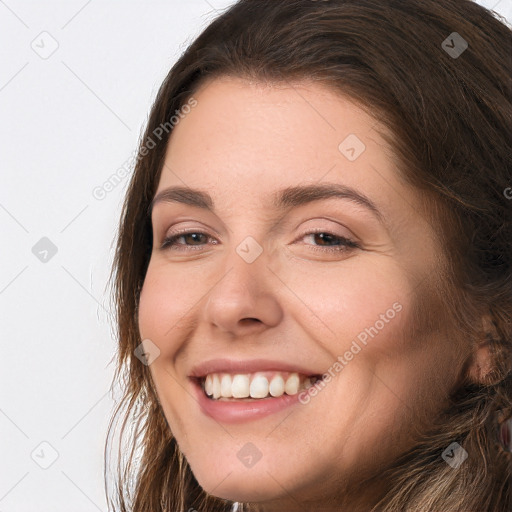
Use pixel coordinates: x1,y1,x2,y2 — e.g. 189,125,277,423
160,230,216,251
160,228,360,253
297,229,360,253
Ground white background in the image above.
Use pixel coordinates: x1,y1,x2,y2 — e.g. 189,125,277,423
1,1,510,510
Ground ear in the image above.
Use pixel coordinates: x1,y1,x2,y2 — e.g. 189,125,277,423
466,314,500,386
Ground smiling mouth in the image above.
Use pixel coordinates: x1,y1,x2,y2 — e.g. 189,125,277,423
197,371,323,401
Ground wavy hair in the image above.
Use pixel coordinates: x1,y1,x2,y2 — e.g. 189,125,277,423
105,1,512,510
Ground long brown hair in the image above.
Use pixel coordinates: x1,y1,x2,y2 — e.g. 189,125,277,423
105,1,512,510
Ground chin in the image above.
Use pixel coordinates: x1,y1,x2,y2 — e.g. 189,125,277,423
194,466,284,503
208,485,277,504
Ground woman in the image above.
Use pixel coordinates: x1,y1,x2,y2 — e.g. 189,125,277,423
105,0,512,510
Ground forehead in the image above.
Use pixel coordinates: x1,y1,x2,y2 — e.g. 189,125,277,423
160,77,393,194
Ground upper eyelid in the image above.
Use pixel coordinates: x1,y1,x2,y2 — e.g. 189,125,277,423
159,213,355,236
154,216,226,238
163,221,351,238
162,226,356,245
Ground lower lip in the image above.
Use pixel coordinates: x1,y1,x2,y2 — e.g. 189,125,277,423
191,379,303,424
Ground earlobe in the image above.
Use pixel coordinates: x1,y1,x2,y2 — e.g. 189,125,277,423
466,340,495,385
466,315,501,386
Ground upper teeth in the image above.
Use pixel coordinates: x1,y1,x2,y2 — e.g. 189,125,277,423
203,372,315,400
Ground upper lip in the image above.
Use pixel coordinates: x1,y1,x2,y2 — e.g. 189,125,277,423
189,358,323,378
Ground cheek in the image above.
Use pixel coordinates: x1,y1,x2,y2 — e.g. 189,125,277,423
276,256,411,352
137,263,194,345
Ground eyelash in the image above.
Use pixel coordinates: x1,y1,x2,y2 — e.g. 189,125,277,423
160,229,360,253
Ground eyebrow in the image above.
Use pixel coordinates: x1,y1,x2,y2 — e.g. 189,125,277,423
149,183,385,224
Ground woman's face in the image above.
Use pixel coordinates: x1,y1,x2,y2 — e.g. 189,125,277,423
138,77,468,510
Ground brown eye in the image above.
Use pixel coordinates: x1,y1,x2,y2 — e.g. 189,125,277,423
299,231,360,253
161,231,214,251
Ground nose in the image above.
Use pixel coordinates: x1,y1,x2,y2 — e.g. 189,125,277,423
202,247,283,337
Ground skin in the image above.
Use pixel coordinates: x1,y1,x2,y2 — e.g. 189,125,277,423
138,76,476,511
